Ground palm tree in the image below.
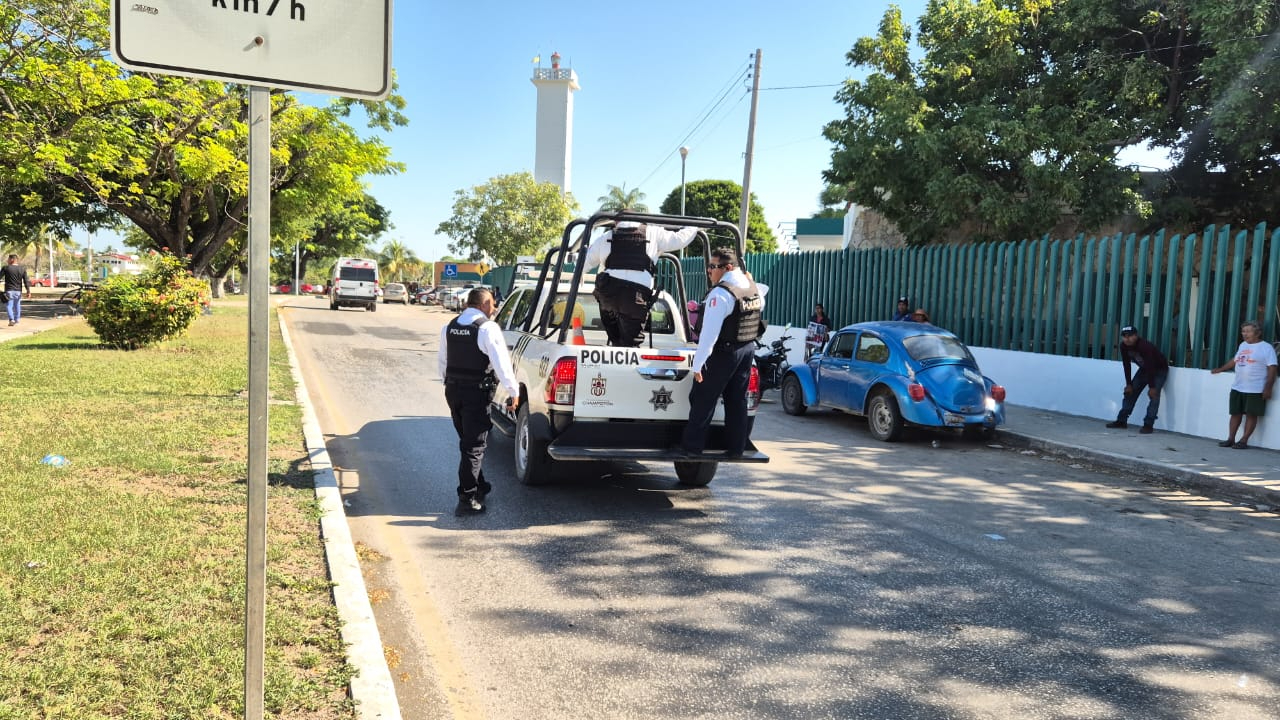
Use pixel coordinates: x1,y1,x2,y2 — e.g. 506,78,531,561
379,239,418,281
597,184,649,212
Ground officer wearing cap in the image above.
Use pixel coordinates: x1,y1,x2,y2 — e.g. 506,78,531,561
438,288,520,513
584,221,699,347
682,247,768,460
1105,324,1169,434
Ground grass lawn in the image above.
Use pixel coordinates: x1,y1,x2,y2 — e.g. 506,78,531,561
0,300,356,719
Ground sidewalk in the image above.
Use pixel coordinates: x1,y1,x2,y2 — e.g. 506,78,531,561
0,296,84,341
999,404,1280,509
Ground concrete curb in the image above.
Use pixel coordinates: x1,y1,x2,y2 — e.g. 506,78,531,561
997,429,1280,509
277,313,403,719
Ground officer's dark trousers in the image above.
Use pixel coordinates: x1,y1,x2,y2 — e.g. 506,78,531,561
682,340,755,455
444,383,492,497
594,279,650,347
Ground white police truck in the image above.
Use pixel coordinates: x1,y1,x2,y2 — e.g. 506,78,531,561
486,212,769,487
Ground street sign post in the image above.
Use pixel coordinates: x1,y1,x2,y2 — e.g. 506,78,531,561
110,0,392,99
109,4,394,718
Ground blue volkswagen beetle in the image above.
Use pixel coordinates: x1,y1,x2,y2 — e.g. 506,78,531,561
780,321,1006,441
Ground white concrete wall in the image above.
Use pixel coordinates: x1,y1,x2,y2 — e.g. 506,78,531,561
970,347,1280,450
759,322,1279,450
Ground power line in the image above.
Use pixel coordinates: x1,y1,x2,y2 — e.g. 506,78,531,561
629,63,751,193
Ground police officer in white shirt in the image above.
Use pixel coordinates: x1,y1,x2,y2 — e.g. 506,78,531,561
438,288,520,513
682,247,768,460
584,221,699,347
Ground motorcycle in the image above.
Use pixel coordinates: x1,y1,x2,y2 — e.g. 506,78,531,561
754,325,794,393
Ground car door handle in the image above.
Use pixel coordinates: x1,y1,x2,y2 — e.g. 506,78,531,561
636,368,689,381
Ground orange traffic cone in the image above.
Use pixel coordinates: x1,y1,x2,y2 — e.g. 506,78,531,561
570,316,587,345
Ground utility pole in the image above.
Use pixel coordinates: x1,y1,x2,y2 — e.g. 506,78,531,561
738,49,762,250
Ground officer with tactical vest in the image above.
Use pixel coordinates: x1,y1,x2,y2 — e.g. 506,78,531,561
583,221,699,347
437,288,520,513
681,247,768,460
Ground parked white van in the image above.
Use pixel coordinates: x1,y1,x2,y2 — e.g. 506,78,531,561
328,257,380,312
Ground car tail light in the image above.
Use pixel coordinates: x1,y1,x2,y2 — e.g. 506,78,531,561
747,365,761,411
546,357,577,405
991,385,1006,402
908,383,926,401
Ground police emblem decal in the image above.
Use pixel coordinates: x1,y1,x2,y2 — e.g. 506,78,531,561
591,373,607,397
650,386,674,411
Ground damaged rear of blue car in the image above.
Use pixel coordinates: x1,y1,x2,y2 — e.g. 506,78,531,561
779,321,1006,442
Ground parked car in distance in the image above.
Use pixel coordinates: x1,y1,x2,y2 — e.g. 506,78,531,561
383,282,409,304
781,321,1006,442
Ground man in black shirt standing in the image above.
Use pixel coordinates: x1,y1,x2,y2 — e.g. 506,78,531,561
3,254,31,327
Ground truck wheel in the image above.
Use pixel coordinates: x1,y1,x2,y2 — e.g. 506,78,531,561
674,461,717,487
515,404,552,485
781,375,807,416
369,302,377,312
867,390,904,442
330,300,338,310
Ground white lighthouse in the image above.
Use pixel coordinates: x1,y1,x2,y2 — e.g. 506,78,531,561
531,52,579,194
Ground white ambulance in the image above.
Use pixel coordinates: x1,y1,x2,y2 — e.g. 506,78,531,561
328,257,380,312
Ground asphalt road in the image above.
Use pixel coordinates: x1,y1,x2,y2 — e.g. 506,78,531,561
280,296,1280,720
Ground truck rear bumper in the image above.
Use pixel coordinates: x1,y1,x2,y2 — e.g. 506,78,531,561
545,421,768,464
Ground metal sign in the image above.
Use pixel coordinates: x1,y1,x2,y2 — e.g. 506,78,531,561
443,264,458,278
110,0,393,99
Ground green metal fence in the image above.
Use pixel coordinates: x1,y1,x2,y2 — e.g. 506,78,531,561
712,222,1280,370
490,222,1280,370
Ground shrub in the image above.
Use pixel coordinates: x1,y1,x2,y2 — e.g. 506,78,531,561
81,253,211,349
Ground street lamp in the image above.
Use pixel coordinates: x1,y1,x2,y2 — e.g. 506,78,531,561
679,146,689,216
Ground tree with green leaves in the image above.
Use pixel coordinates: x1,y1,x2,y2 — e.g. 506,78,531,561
436,172,578,265
824,2,1147,244
597,184,649,212
379,239,419,282
824,1,1280,242
0,0,406,279
657,180,777,254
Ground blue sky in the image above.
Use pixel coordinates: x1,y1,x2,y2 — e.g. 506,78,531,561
353,0,934,262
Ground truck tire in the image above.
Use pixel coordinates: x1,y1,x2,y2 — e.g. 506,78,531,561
369,302,377,312
674,461,717,487
515,404,552,485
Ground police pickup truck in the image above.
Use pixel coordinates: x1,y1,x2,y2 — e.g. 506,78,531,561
487,212,769,487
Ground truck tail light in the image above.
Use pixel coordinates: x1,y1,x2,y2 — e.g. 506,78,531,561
991,385,1006,402
747,365,761,411
908,383,926,401
546,357,577,405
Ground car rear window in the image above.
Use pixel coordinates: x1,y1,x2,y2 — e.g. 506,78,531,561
339,267,377,282
903,334,974,363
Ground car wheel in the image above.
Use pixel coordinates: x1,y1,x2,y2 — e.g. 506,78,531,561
867,390,904,442
515,404,552,485
369,302,377,312
674,461,717,487
330,301,338,310
781,374,807,416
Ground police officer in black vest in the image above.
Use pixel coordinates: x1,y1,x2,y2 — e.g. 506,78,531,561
682,247,768,458
436,288,520,513
584,221,699,347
